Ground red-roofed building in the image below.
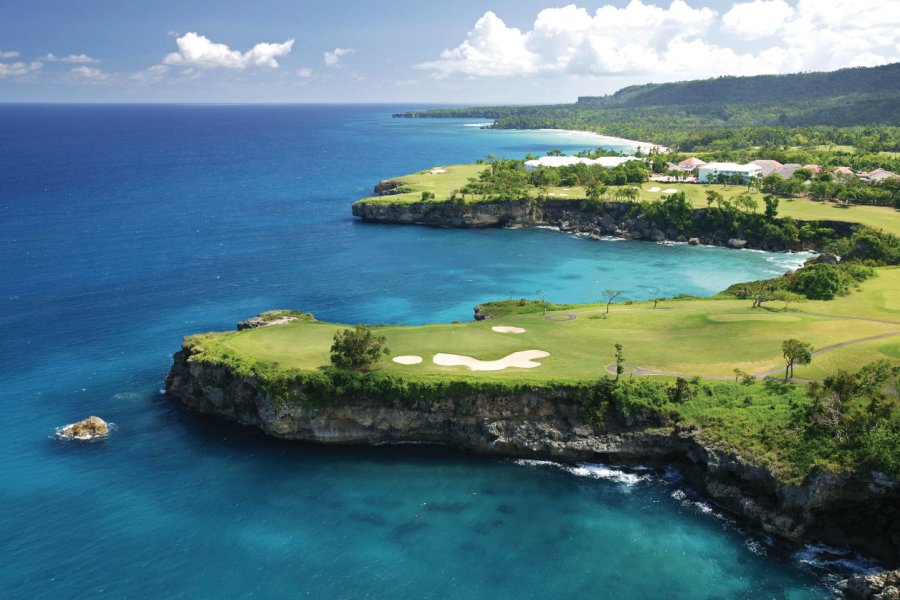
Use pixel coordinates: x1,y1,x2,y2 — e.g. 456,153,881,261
678,157,706,169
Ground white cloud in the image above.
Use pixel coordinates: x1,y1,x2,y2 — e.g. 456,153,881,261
0,50,19,59
722,0,794,40
130,64,171,83
70,65,109,81
296,67,313,77
418,0,900,80
163,32,294,69
0,61,42,78
44,53,100,63
324,47,355,67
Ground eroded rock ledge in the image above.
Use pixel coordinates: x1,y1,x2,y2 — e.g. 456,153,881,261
352,198,853,252
165,344,898,566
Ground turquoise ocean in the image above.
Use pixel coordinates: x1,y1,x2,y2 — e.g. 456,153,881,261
0,105,871,598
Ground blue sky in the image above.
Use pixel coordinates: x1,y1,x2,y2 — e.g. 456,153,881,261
1,0,898,103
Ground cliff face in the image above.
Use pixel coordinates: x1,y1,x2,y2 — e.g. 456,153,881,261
351,199,854,251
165,345,898,565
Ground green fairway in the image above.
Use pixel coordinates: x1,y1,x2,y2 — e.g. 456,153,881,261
359,163,487,204
636,183,900,235
191,268,899,382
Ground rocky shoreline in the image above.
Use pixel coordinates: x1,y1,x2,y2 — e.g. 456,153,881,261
165,343,898,568
352,197,854,252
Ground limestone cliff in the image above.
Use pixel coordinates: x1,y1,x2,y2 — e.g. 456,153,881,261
351,198,855,252
165,344,898,566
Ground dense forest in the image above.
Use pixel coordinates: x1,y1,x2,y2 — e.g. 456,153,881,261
397,63,900,155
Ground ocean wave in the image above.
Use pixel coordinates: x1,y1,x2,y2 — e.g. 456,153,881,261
793,543,882,576
513,459,652,485
670,488,727,520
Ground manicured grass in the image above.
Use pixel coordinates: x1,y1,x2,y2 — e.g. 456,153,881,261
193,269,899,381
637,183,900,235
358,163,487,204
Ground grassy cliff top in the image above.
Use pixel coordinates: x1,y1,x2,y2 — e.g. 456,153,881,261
355,162,900,235
358,164,486,205
187,268,898,382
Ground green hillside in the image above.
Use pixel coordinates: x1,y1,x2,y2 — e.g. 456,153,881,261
397,63,900,151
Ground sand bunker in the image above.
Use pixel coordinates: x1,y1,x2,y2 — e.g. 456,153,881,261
393,355,423,365
492,326,526,334
662,188,678,193
433,350,549,371
647,186,661,192
428,168,447,175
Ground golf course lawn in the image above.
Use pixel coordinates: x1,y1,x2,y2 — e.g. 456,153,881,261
360,163,486,204
636,182,900,236
190,268,899,382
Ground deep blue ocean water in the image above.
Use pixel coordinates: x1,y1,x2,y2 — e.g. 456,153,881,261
0,104,860,598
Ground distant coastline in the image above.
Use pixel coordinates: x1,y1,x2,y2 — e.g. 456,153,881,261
530,128,669,154
470,120,669,154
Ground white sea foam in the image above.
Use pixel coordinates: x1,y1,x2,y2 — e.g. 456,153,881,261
744,537,767,556
793,543,882,575
670,488,725,519
513,459,652,485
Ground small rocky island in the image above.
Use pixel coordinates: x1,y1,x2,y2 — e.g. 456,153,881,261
56,416,110,441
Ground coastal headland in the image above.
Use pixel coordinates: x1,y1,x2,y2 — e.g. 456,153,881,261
165,267,900,565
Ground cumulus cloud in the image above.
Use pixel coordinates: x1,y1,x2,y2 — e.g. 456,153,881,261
324,47,354,67
296,67,313,77
70,65,109,81
163,32,294,69
722,0,794,40
0,60,42,78
0,50,20,59
418,0,900,80
44,53,100,63
130,64,171,83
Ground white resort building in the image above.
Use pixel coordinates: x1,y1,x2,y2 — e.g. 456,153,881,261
524,156,639,171
697,162,762,183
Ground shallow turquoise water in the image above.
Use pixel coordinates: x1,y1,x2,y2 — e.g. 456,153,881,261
0,105,857,598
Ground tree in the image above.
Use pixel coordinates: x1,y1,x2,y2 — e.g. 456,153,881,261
587,182,607,201
763,195,779,221
330,325,390,370
735,192,758,214
535,289,547,314
705,189,723,208
781,339,813,382
602,289,623,314
790,263,846,300
614,343,625,380
805,360,900,443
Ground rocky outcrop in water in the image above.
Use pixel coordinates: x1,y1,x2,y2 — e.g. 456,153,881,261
844,569,900,599
165,345,899,565
236,310,313,330
56,416,110,441
351,198,855,252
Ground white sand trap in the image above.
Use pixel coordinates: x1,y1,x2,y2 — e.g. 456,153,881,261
492,326,526,334
428,168,447,175
647,186,661,192
393,355,423,365
433,350,550,371
662,188,679,193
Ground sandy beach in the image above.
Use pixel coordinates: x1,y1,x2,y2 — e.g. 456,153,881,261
535,128,669,153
